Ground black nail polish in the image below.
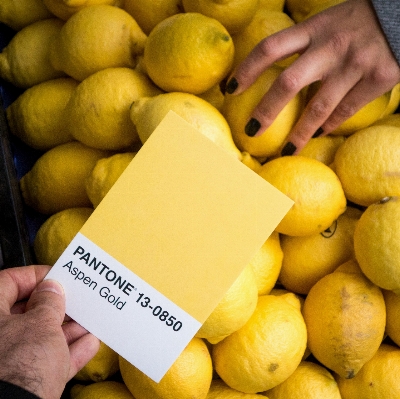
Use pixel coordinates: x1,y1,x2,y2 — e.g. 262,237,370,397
245,118,261,137
312,127,324,138
281,142,297,156
225,77,238,94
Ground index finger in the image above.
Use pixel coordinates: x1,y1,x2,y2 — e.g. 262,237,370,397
230,24,311,94
0,265,51,314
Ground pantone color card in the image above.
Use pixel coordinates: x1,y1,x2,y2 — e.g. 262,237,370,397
46,111,293,382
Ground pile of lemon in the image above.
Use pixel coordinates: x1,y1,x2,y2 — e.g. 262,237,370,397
1,0,400,398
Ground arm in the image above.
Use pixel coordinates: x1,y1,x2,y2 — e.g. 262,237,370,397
226,0,400,155
0,265,100,399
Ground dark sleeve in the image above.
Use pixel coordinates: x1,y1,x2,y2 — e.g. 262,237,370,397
370,0,400,64
0,380,42,399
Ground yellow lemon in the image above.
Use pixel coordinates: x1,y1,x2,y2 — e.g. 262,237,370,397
122,0,183,35
372,112,400,128
354,196,400,294
195,264,258,344
34,207,92,265
258,0,285,11
43,0,118,21
212,293,307,393
240,151,262,172
49,5,146,81
6,77,77,150
0,18,65,88
207,379,266,398
120,337,213,399
279,206,361,294
258,156,347,236
74,341,119,382
130,92,242,160
65,67,161,151
303,259,386,379
264,361,342,399
247,231,283,295
70,381,134,399
20,142,108,215
232,9,296,69
286,0,344,22
381,83,400,117
0,0,53,30
143,12,234,94
298,135,346,166
336,344,400,399
334,125,400,206
86,152,136,208
222,66,304,158
383,289,400,347
197,83,225,111
182,0,259,35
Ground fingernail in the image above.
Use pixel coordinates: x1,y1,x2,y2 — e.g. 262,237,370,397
225,77,238,94
245,118,261,137
281,142,297,156
35,279,64,296
312,127,324,138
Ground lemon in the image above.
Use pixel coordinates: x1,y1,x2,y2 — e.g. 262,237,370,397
298,135,346,165
0,0,53,30
213,293,307,393
49,5,147,81
382,83,400,117
336,344,400,399
143,12,234,94
43,0,118,21
70,381,134,399
86,152,136,208
264,361,342,399
222,65,304,158
65,68,161,151
197,84,225,111
207,379,266,398
6,77,77,150
334,125,400,206
0,18,65,88
231,9,296,69
247,231,283,295
372,112,400,128
383,289,400,346
279,206,361,295
195,264,258,344
74,341,119,382
354,196,400,294
130,92,242,160
286,0,343,22
34,207,92,265
122,0,183,35
258,156,347,236
258,0,285,11
20,142,108,215
182,0,259,35
240,151,262,173
120,337,213,399
306,83,392,136
303,259,386,379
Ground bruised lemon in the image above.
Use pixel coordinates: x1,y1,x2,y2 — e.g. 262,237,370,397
303,260,386,379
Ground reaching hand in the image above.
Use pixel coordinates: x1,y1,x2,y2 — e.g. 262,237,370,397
225,0,400,155
0,265,100,399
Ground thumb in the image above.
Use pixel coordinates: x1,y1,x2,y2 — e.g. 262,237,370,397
26,279,66,325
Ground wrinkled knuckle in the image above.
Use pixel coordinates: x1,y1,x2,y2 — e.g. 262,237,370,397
334,101,357,120
307,99,331,120
258,36,280,59
277,70,301,93
328,32,350,55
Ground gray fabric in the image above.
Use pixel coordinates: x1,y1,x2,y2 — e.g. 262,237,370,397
370,0,400,64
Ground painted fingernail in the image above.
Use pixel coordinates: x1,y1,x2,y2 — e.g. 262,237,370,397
312,127,324,138
281,142,297,156
225,77,238,94
245,118,261,137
